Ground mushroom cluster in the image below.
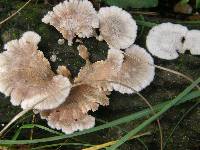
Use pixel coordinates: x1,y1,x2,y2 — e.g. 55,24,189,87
0,32,155,134
146,22,200,60
42,0,99,45
42,0,137,49
0,0,163,134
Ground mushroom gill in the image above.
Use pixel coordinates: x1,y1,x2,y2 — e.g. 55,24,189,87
74,49,124,91
0,31,71,110
111,45,155,94
40,84,109,134
42,0,99,45
98,6,137,49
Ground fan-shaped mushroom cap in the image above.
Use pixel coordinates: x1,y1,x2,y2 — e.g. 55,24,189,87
0,31,71,110
74,49,124,91
40,84,109,134
146,22,188,60
111,45,155,94
42,0,99,45
181,30,200,55
98,6,137,49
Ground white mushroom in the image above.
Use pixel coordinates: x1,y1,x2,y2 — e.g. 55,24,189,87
40,84,109,134
181,30,200,55
0,31,71,110
111,45,155,94
146,22,188,60
98,6,137,49
42,0,99,45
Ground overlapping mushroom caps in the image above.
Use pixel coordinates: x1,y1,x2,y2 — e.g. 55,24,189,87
98,6,137,49
0,31,71,110
146,22,188,60
74,49,124,91
40,84,109,134
75,45,155,94
42,0,99,45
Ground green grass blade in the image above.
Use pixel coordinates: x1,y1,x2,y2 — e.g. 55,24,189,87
107,77,200,149
196,0,200,8
12,124,63,140
0,89,200,145
31,142,92,150
103,0,158,8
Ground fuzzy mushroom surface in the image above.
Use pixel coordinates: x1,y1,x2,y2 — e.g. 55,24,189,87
98,6,137,49
0,31,71,110
42,0,99,45
146,22,188,60
111,45,155,94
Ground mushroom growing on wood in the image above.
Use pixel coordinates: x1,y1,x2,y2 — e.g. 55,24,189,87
42,0,99,45
181,30,200,55
98,6,137,49
40,84,109,134
0,31,71,110
146,22,188,60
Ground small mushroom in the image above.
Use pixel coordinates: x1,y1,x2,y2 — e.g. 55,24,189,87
98,6,137,49
77,44,89,61
57,65,71,77
40,84,109,134
42,0,99,45
111,45,155,94
181,30,200,55
146,22,188,60
0,31,71,110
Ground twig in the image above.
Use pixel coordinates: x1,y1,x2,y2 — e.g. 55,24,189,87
0,0,32,26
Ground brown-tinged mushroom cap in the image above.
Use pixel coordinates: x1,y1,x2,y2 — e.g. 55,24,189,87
77,44,89,61
74,49,124,91
146,22,188,60
111,45,155,94
181,30,200,55
40,84,109,134
56,65,71,78
98,6,137,49
42,0,99,45
0,31,71,110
